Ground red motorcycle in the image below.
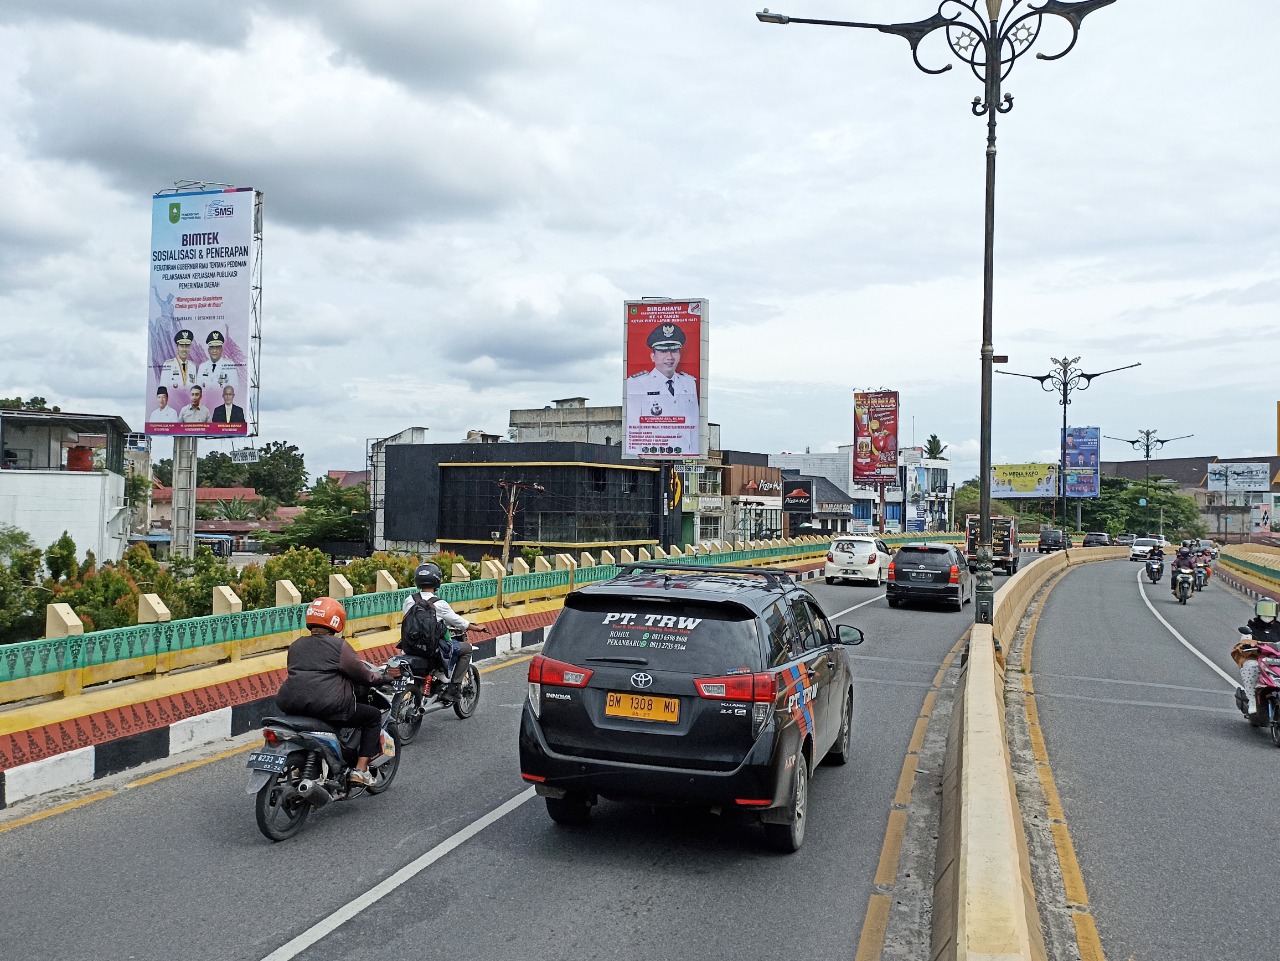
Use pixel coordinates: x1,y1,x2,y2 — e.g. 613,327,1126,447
1234,627,1280,747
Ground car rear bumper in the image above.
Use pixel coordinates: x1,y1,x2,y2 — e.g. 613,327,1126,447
886,583,962,604
824,561,877,580
518,708,788,808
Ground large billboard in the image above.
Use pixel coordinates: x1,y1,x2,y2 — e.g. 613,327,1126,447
1208,462,1272,492
623,299,707,460
145,187,256,437
991,464,1058,498
853,390,899,482
1063,426,1100,498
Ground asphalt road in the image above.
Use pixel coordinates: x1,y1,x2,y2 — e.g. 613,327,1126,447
1031,559,1275,961
0,565,1022,961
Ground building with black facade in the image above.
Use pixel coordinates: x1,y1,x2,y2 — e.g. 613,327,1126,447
375,439,663,560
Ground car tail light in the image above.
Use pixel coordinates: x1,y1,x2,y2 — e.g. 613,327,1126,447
827,551,834,562
866,551,876,564
527,654,593,718
695,672,777,703
949,564,960,584
887,561,896,582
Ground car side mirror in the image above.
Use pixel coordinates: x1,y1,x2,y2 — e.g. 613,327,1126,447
1239,626,1252,635
837,625,865,646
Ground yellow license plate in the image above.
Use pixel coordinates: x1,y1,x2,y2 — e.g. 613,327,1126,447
605,691,680,723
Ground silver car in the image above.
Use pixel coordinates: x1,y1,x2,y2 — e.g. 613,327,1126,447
1129,537,1160,561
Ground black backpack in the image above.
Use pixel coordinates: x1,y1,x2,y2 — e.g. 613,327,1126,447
399,594,445,658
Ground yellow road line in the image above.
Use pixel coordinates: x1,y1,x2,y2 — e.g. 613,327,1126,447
1073,911,1107,961
874,809,908,888
0,790,115,835
892,754,919,809
853,894,892,961
1052,822,1090,907
906,717,929,755
0,652,536,833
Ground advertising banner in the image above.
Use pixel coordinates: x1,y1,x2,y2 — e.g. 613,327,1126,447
1062,426,1100,498
623,299,707,460
782,480,813,515
1252,503,1273,535
991,464,1058,498
1207,462,1272,493
853,390,899,482
906,465,928,531
145,187,256,437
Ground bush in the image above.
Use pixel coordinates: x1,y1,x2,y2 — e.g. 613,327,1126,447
343,552,421,593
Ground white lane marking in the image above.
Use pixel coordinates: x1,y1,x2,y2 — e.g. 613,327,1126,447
830,594,886,619
1135,569,1239,689
260,788,536,961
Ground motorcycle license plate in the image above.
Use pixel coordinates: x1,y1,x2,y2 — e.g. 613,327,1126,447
246,751,287,773
392,677,410,691
605,692,680,723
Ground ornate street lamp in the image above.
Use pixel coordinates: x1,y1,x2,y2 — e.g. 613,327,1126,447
1104,429,1192,534
999,357,1139,528
756,0,1118,625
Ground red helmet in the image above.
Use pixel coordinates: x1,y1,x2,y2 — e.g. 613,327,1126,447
305,597,347,635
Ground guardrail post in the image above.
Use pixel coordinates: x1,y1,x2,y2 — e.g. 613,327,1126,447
579,552,596,568
619,549,635,564
668,545,682,557
534,556,552,573
637,548,652,561
481,559,504,580
653,547,667,559
512,557,531,575
451,564,471,583
328,573,354,600
45,604,84,697
375,569,398,592
599,550,615,566
138,593,171,624
275,579,301,607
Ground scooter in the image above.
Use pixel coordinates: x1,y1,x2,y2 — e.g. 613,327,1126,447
1233,627,1280,747
1172,565,1194,604
1145,556,1164,583
1193,561,1208,592
386,636,481,745
246,674,400,841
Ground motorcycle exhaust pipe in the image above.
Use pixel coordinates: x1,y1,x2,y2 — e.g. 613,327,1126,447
296,779,332,809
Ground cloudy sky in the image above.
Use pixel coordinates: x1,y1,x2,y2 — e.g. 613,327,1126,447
3,1,1276,484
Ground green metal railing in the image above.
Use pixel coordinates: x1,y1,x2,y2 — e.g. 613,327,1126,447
0,539,887,687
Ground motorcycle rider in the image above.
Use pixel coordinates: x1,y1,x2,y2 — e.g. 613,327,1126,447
1233,600,1280,716
402,563,486,704
1171,546,1194,595
274,597,399,787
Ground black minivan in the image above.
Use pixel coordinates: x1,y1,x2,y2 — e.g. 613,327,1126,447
519,563,866,852
886,542,975,611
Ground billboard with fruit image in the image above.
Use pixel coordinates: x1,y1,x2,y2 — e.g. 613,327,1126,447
853,390,899,482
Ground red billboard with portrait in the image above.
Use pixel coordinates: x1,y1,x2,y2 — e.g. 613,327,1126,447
623,299,707,460
853,390,899,482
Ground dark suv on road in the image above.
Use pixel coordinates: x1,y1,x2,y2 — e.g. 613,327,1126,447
886,542,975,611
1038,529,1066,552
1081,532,1111,547
519,563,866,852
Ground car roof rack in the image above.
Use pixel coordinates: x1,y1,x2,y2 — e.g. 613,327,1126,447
618,562,797,591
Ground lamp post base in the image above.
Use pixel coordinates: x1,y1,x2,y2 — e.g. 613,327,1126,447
974,545,994,625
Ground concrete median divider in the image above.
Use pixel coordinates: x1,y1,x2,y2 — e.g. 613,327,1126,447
932,546,1126,961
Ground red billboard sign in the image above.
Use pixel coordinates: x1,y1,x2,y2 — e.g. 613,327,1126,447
853,390,899,482
623,299,706,460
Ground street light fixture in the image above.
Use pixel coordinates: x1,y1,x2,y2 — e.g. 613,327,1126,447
998,357,1139,530
1103,429,1192,535
756,0,1119,626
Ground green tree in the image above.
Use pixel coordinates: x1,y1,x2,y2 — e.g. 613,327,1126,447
164,546,238,619
154,458,174,487
198,450,246,488
261,479,368,550
45,532,78,582
0,563,42,643
0,524,35,564
243,442,308,504
125,472,151,512
924,434,948,459
213,496,259,520
0,396,60,412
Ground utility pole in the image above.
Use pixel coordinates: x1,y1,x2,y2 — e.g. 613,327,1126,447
497,478,544,575
1104,429,1191,535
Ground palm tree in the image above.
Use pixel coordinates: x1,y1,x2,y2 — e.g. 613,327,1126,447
924,434,948,460
213,496,259,520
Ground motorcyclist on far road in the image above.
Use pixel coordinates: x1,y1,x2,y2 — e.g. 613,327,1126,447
1171,547,1194,595
402,563,487,704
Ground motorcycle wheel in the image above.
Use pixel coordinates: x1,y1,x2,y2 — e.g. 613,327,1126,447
391,691,424,745
453,664,481,719
255,771,310,842
366,727,401,794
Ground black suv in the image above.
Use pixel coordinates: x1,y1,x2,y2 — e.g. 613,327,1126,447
886,543,975,611
1081,532,1111,547
519,563,865,852
1038,529,1065,553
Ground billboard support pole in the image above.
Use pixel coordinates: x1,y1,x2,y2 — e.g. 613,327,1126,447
172,436,198,559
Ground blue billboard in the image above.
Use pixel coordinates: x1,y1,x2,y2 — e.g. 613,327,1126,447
1062,426,1100,498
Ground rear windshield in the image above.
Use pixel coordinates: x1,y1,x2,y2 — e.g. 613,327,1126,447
893,547,954,570
1133,538,1157,547
833,539,874,551
1040,530,1062,539
548,595,763,673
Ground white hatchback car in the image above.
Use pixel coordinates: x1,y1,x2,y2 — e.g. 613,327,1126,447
825,535,892,586
1129,537,1160,561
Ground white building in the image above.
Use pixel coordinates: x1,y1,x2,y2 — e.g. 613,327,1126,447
0,411,134,562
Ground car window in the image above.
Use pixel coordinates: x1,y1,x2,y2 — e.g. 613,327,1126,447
1133,538,1157,547
877,539,889,553
789,598,819,652
893,547,954,570
762,600,795,668
551,596,764,673
801,598,833,646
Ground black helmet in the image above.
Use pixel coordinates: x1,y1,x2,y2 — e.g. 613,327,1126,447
414,562,443,590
